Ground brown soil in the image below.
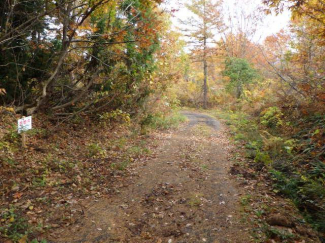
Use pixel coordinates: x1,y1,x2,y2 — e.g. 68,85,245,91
49,112,253,243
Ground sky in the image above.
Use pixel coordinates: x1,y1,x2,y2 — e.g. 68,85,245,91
162,0,291,43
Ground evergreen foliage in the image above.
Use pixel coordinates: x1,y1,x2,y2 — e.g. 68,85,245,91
222,57,259,98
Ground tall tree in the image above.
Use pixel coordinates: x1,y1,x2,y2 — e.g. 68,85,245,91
180,0,223,109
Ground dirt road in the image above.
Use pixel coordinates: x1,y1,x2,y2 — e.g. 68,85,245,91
50,111,251,243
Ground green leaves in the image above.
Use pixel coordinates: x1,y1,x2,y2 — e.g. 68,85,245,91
222,57,259,98
260,106,284,128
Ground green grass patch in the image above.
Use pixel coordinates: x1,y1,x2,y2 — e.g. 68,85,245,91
187,193,203,207
140,111,187,131
0,207,47,243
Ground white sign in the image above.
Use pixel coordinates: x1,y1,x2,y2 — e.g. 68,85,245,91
18,116,32,134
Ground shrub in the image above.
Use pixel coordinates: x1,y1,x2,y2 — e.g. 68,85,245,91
254,150,272,166
87,143,106,158
99,110,131,127
0,207,30,242
260,107,284,128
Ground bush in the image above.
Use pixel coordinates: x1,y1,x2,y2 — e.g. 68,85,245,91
87,143,106,158
260,107,284,128
99,110,131,127
0,207,30,242
254,150,272,166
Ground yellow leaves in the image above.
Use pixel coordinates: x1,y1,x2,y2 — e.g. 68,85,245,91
243,90,252,98
309,0,318,5
18,235,28,243
5,107,14,112
67,30,75,37
0,88,6,95
301,175,308,182
291,9,303,20
78,25,94,31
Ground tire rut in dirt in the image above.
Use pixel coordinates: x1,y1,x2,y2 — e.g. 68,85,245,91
181,111,221,131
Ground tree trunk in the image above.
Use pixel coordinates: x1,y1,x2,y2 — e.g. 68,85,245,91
203,0,208,109
203,53,208,109
236,84,242,99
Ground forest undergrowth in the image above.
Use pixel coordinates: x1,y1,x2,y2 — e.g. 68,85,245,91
0,107,186,243
211,108,325,237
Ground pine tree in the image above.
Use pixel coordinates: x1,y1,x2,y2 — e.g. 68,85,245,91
180,0,224,109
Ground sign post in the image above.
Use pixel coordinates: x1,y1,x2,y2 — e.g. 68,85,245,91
22,133,26,148
18,116,32,148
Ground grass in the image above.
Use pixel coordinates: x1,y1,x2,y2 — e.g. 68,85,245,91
141,111,187,131
187,193,204,207
240,194,252,206
87,143,106,158
262,224,295,242
127,144,151,157
110,160,130,171
0,207,47,243
201,164,209,170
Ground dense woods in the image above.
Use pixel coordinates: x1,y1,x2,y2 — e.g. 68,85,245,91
0,0,167,117
1,0,325,242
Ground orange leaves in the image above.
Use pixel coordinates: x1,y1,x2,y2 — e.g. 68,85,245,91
298,83,312,93
13,192,23,199
134,15,161,49
317,92,325,102
130,7,137,16
264,0,325,42
112,29,127,42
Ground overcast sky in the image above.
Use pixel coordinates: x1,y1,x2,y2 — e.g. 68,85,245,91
162,0,291,43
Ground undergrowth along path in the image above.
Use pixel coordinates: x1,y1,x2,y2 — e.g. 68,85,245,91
50,111,251,243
